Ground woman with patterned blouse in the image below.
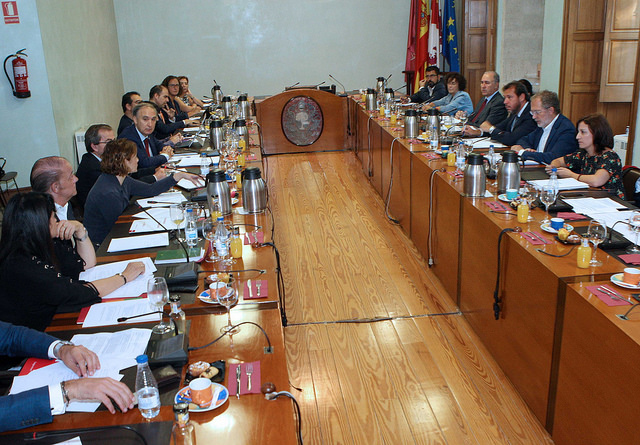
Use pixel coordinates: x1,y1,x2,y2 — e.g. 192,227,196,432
0,192,145,331
547,113,624,198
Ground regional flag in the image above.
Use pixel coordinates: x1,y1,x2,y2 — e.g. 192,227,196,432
442,0,459,72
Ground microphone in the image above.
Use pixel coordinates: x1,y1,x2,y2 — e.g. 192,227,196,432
329,74,347,96
139,206,190,262
213,79,218,86
311,81,326,89
286,81,300,90
117,310,163,323
385,73,393,83
394,84,406,92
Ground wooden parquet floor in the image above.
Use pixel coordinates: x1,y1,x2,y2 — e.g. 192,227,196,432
267,151,554,444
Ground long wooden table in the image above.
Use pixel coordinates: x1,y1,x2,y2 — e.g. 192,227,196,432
351,96,640,444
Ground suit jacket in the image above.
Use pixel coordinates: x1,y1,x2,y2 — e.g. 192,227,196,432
0,321,56,432
154,112,185,140
76,152,157,207
469,92,507,126
409,80,446,104
487,102,537,146
119,124,168,169
117,114,134,137
517,114,578,164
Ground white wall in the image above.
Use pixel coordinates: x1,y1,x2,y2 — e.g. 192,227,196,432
114,0,411,99
540,0,564,91
0,0,58,188
37,0,124,166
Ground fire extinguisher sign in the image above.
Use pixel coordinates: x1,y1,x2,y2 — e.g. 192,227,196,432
2,2,19,24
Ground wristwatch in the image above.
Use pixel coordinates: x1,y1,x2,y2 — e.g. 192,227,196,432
53,340,74,359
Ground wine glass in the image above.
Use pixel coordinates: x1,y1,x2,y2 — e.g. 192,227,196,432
169,204,185,244
587,220,607,267
539,185,557,225
458,110,468,127
147,277,173,334
626,211,640,253
463,140,473,157
215,278,239,334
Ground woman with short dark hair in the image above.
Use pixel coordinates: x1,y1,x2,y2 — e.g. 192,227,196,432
84,139,201,245
423,73,474,116
547,113,624,198
0,192,144,331
162,75,199,118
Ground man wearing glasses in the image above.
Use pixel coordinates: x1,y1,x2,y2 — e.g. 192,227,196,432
408,66,446,104
76,124,163,207
512,90,577,164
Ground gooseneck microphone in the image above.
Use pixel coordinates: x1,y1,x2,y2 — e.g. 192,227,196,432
311,81,326,89
385,73,392,83
329,74,347,95
286,81,300,89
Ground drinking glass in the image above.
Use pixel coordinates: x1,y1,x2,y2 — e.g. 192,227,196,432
170,204,185,244
147,277,173,334
458,110,468,127
215,279,239,334
626,211,640,254
520,184,538,221
540,185,557,225
587,220,607,267
464,140,473,157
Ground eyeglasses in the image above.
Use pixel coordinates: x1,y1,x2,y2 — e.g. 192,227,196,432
168,83,179,88
96,139,114,145
530,108,548,116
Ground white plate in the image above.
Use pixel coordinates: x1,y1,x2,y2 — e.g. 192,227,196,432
540,222,574,234
610,273,640,290
497,194,512,202
174,383,228,412
198,284,233,305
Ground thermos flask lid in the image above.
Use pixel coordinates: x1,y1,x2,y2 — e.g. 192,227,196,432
366,88,376,94
384,88,393,93
222,96,231,102
208,169,226,183
210,119,223,128
501,150,518,162
233,119,247,127
405,109,417,117
243,167,262,180
467,153,484,165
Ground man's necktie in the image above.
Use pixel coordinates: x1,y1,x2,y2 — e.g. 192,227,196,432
510,115,517,132
144,138,151,157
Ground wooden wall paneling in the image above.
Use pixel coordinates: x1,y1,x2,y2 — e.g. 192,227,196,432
462,0,497,104
385,135,412,232
599,0,639,102
370,119,383,195
356,106,370,174
600,102,633,135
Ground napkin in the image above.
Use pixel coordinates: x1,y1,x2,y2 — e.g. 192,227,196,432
244,231,264,245
227,362,261,396
521,231,551,245
447,170,464,179
485,201,510,212
420,152,440,160
244,280,268,299
618,254,640,265
246,153,257,161
586,285,631,306
556,212,588,221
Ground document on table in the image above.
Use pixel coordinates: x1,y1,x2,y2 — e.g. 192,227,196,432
466,137,507,149
107,232,169,252
133,207,172,220
176,177,205,190
129,218,183,233
137,191,186,208
79,258,156,300
82,299,160,328
527,178,590,190
172,154,202,166
71,328,152,365
562,197,629,214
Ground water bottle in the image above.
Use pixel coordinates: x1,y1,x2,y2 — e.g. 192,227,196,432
200,153,211,177
549,167,560,196
430,122,439,150
214,216,229,259
135,354,160,419
172,403,197,445
456,142,466,171
185,208,198,247
169,295,186,335
487,144,497,178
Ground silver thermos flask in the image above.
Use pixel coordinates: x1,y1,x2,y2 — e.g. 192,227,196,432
233,119,250,150
221,96,233,118
209,118,224,152
206,169,232,215
383,87,394,103
464,154,487,197
211,85,223,105
365,88,377,111
497,150,521,194
238,94,250,119
376,77,386,96
404,109,418,139
242,167,267,213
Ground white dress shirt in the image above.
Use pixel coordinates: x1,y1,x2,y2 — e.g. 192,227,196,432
536,114,559,153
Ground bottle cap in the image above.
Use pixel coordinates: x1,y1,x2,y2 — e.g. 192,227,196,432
136,354,148,364
217,216,224,221
169,295,180,303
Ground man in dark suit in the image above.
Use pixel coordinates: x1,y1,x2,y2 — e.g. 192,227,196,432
512,90,578,164
0,321,134,432
117,91,142,136
408,65,446,104
465,71,507,126
119,102,175,169
464,81,537,146
149,84,196,140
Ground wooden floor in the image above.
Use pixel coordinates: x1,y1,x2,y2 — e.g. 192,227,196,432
268,151,554,444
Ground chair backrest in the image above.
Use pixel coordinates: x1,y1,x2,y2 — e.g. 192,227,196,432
0,157,5,178
622,166,640,201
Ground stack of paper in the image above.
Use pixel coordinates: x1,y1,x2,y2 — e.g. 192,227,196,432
527,178,590,190
107,232,169,252
79,257,156,300
137,190,186,208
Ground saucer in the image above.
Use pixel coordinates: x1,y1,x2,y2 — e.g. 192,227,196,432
540,222,574,234
610,273,640,290
497,194,516,202
174,383,228,412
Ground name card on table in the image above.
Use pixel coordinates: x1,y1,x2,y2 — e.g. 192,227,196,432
107,232,169,252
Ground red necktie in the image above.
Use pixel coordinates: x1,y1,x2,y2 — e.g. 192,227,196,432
473,99,488,122
144,138,151,157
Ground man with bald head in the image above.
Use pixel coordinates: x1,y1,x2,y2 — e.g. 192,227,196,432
464,71,507,127
30,156,79,221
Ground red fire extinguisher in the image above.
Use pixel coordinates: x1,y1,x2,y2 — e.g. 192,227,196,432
4,48,31,99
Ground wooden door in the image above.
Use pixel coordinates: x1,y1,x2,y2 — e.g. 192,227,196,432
462,0,497,104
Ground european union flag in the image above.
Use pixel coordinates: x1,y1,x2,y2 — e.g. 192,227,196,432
442,0,460,72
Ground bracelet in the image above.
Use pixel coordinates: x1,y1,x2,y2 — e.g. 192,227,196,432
60,381,70,405
74,230,88,242
116,273,127,284
577,174,582,181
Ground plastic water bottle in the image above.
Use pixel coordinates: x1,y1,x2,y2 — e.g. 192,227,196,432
430,122,439,150
200,153,210,177
185,208,198,247
135,354,160,419
214,216,229,259
169,295,186,335
549,167,560,196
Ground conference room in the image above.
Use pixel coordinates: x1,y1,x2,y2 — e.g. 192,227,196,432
2,0,640,444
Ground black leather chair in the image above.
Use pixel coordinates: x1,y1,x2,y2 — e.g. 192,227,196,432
0,157,20,207
622,166,640,202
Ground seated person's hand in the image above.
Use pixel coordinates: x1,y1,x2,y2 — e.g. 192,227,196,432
53,220,87,242
175,172,205,187
121,261,145,282
162,104,176,120
169,133,183,145
161,146,174,157
422,103,434,111
479,121,493,133
418,78,427,88
154,166,167,180
184,119,199,127
58,344,100,377
463,125,482,137
554,167,573,178
64,377,135,414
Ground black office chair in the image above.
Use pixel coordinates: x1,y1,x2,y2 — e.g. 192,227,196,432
622,166,640,203
0,157,20,207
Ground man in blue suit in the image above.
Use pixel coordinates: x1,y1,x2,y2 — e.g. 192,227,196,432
513,90,578,164
0,321,135,432
119,102,176,169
